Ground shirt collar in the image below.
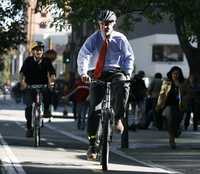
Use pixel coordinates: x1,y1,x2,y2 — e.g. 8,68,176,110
33,56,42,64
100,31,114,40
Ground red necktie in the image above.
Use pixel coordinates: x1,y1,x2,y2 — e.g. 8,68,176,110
94,38,108,79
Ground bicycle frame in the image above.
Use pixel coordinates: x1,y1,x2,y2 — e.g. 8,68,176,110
103,82,111,109
29,84,47,147
93,80,114,171
93,79,130,171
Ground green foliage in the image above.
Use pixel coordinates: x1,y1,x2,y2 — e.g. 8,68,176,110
36,0,200,47
0,0,27,54
0,57,4,71
63,52,70,64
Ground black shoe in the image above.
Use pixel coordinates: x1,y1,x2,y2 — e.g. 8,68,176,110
63,110,68,116
169,137,176,149
169,142,176,149
193,125,198,131
80,124,85,130
128,123,136,131
175,129,182,138
184,125,188,131
77,120,81,130
87,145,97,160
43,110,52,118
26,129,33,138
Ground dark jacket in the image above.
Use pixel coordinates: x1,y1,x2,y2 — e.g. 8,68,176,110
20,56,56,85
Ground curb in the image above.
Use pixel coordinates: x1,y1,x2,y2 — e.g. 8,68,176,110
0,160,6,174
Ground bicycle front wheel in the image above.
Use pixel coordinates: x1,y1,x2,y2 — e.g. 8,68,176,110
101,111,112,171
33,106,40,147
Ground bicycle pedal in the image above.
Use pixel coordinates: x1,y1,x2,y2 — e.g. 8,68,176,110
87,154,97,161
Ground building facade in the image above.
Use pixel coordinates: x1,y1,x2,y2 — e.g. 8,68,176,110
126,16,189,78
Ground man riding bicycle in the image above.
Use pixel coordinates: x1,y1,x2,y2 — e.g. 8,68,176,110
77,9,135,160
20,41,56,137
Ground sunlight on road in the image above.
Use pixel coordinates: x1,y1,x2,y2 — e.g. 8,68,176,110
0,144,177,174
0,109,71,123
103,163,176,173
0,109,178,174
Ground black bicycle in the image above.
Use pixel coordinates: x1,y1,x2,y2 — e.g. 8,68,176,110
93,79,130,171
28,84,48,147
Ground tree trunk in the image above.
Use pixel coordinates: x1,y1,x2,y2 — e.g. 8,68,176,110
174,15,200,119
174,15,200,83
184,47,200,84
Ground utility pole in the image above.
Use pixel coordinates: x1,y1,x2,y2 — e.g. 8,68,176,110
27,0,37,54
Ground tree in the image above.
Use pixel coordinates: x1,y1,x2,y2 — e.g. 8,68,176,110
0,0,27,54
37,0,200,83
0,57,4,71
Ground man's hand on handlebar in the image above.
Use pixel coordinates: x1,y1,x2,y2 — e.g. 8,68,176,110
81,74,91,83
125,74,131,80
20,80,27,90
48,82,55,90
48,74,56,89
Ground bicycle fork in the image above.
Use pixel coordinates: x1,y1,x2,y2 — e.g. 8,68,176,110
102,83,113,142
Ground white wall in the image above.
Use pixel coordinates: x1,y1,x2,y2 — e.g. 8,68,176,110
32,12,72,52
129,34,190,78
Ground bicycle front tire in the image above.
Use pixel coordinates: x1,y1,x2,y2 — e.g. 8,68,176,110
33,106,40,147
101,111,111,171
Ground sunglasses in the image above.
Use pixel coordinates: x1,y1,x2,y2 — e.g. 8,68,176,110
99,20,115,25
33,47,44,51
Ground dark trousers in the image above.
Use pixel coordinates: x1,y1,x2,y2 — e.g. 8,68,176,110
77,101,89,129
23,89,50,129
184,99,200,131
87,71,130,137
162,105,183,137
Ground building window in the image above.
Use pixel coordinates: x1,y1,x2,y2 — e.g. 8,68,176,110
152,44,183,62
39,22,47,29
41,12,47,17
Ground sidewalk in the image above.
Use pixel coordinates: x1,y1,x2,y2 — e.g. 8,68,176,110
1,96,200,174
120,128,200,174
62,117,200,174
0,160,4,174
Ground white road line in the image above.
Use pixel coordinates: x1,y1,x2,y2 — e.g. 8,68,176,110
15,122,25,129
41,138,46,141
47,142,55,146
45,124,180,174
0,134,26,174
0,112,181,173
111,148,181,174
56,148,66,151
45,124,88,144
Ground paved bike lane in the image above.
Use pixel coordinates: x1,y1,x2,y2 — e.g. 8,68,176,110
56,117,200,174
46,118,180,174
0,108,175,174
1,98,199,174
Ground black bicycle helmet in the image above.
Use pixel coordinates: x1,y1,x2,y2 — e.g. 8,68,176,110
97,10,117,22
31,41,45,50
137,70,145,78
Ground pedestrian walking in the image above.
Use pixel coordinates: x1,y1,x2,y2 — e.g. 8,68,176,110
146,72,163,129
156,66,185,149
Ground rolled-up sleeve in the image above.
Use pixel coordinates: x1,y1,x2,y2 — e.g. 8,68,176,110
77,38,94,76
121,38,135,75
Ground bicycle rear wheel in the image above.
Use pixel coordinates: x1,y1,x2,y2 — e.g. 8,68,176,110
33,106,40,147
101,111,112,171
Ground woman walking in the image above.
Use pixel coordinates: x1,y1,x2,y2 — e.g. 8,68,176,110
156,66,185,149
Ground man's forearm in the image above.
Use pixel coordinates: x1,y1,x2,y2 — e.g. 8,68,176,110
19,73,25,83
19,72,27,89
48,72,56,84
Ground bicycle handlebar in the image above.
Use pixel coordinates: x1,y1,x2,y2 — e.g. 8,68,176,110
27,84,48,90
62,85,90,100
91,79,131,85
